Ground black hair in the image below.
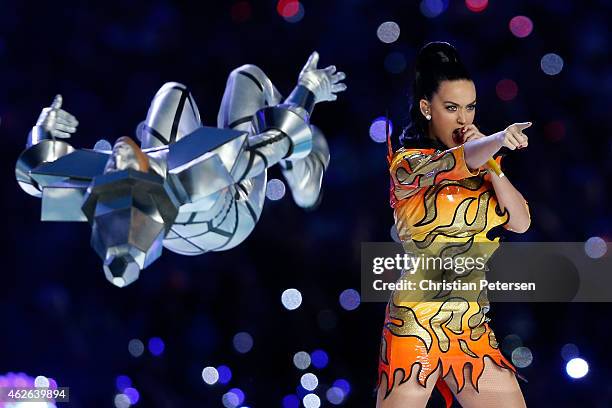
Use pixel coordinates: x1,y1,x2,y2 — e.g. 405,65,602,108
400,41,472,149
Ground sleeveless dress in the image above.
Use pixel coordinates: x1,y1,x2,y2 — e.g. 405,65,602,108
377,144,523,407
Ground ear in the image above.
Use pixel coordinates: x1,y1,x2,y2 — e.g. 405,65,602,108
419,99,430,117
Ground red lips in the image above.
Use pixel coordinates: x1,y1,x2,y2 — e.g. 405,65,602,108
452,128,465,144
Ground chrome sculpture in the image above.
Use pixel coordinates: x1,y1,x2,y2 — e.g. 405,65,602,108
16,52,346,287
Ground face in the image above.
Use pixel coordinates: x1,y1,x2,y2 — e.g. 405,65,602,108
104,140,141,173
113,142,139,171
420,79,477,148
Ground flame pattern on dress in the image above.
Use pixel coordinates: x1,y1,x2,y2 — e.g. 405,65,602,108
378,145,519,406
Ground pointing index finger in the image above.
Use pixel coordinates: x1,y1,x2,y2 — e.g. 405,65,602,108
515,121,532,131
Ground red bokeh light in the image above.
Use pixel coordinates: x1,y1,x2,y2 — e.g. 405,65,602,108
277,0,299,18
544,120,566,142
231,1,252,23
465,0,488,13
496,79,518,101
509,16,533,38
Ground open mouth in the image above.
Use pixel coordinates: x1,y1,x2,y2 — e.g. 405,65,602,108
452,127,465,144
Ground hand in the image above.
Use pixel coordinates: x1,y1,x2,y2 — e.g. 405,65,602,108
297,51,347,103
462,124,486,142
35,94,79,138
497,122,531,150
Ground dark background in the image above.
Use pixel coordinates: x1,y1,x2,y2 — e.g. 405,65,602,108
1,0,611,407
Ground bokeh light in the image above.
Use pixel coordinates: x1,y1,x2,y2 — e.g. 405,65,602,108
277,0,299,17
584,236,607,259
217,365,232,384
511,346,533,368
326,386,345,405
148,337,165,356
94,139,112,151
420,0,448,18
509,16,533,38
300,372,318,391
561,343,580,361
541,53,564,75
333,379,351,395
282,394,300,408
277,0,304,22
311,349,329,369
376,22,400,43
266,178,286,200
544,120,565,142
384,52,407,74
566,358,589,379
496,79,518,101
34,375,49,388
124,387,140,405
281,288,303,310
465,0,488,13
231,1,252,23
233,332,254,354
295,384,308,399
114,393,131,408
339,289,360,311
222,391,240,408
293,351,311,370
369,116,392,143
302,393,321,408
128,339,145,357
116,375,132,392
229,388,246,406
202,366,219,385
284,2,304,23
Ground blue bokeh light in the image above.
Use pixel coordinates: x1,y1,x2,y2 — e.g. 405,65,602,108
148,337,165,356
311,349,329,369
369,116,392,143
217,365,232,384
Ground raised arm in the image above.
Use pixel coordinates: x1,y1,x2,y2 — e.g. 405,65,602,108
462,122,532,233
230,51,345,182
463,122,531,170
15,95,79,197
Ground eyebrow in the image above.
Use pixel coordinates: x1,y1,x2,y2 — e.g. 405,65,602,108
443,100,477,105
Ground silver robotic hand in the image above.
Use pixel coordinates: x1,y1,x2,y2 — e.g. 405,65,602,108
297,51,347,103
17,95,80,197
29,95,79,145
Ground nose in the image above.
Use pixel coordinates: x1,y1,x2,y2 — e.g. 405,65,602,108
457,110,466,125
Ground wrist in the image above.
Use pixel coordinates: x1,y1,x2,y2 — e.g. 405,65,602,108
285,85,316,115
491,132,505,148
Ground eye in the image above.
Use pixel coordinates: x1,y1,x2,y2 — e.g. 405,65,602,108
467,104,476,111
445,105,457,112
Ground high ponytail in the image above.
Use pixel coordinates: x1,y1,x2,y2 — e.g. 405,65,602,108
400,42,472,149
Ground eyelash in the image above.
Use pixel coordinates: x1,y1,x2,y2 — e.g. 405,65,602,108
445,105,476,112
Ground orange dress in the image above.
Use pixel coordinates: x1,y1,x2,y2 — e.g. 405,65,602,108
377,144,523,407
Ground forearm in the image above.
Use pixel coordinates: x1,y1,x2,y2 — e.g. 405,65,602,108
463,132,504,170
233,129,292,181
280,125,330,208
16,122,75,197
489,171,530,233
233,92,315,181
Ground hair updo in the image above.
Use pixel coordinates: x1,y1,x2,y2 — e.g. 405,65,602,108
400,41,472,149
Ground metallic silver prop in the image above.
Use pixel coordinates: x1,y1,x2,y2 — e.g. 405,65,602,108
16,52,346,287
